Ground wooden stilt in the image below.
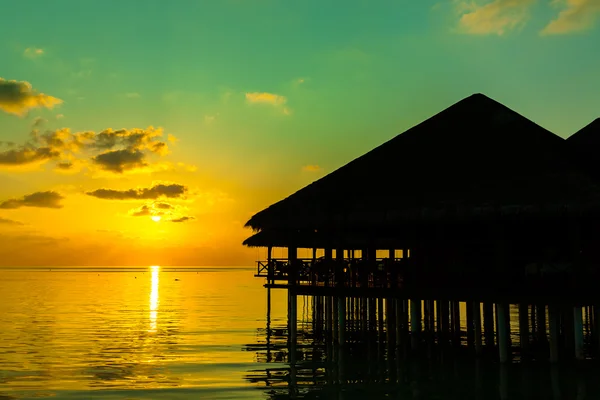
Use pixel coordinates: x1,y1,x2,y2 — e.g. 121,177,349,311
574,306,584,361
497,303,510,363
411,299,421,351
549,304,560,363
473,302,483,356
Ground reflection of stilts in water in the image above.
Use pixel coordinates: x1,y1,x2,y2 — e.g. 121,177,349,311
499,364,508,400
266,287,272,363
551,366,561,400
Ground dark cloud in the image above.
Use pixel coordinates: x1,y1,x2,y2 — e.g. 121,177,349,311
0,128,89,167
92,148,147,173
0,217,24,225
86,183,187,200
129,204,153,217
0,78,63,116
0,146,59,165
0,191,64,209
170,216,194,223
0,126,172,173
154,202,174,209
55,162,73,170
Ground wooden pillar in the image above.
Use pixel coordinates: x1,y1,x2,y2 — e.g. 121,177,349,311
337,296,346,346
595,306,600,357
440,300,450,346
549,304,560,363
378,297,385,335
466,300,474,347
519,303,529,358
497,303,510,363
536,304,547,343
574,306,584,360
288,290,297,353
395,298,403,348
483,302,495,348
410,299,421,350
451,301,461,347
267,246,273,284
473,302,483,356
288,246,298,286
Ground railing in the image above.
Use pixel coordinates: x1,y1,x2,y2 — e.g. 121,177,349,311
255,257,408,288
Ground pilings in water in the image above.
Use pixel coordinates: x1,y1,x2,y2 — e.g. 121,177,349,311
283,292,599,364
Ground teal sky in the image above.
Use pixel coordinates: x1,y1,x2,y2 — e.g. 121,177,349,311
0,0,599,265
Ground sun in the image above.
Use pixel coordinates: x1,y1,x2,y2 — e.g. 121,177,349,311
151,215,161,222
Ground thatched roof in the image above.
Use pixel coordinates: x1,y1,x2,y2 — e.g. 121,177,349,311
566,118,600,178
244,94,600,244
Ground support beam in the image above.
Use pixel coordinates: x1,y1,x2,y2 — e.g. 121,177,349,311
574,306,584,361
497,303,510,363
337,296,346,346
267,246,273,284
519,303,529,359
549,304,560,363
411,299,421,350
288,246,298,286
473,302,483,356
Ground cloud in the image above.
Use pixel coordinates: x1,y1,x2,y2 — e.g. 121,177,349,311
24,47,44,58
0,217,24,225
302,164,322,172
0,78,63,116
0,126,173,173
86,127,170,173
92,148,147,173
455,0,535,35
541,0,600,34
129,204,153,217
245,92,287,105
127,201,194,222
245,92,291,115
170,216,195,223
0,146,60,166
86,183,188,200
0,128,92,168
0,191,64,209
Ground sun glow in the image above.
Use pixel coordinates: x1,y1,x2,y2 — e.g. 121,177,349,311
151,215,161,222
149,265,159,332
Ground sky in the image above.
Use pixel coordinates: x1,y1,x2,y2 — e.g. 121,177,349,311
0,0,599,266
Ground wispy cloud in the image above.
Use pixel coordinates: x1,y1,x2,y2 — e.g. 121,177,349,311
245,92,287,105
170,216,195,223
0,191,64,209
245,92,291,115
302,164,322,172
86,183,188,200
541,0,600,35
24,47,44,58
0,217,24,225
128,201,194,222
0,78,63,116
455,0,536,35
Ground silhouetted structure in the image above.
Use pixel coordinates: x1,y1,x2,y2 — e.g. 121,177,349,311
244,94,600,364
567,118,600,179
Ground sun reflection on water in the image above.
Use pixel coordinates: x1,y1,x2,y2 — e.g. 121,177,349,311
149,266,159,332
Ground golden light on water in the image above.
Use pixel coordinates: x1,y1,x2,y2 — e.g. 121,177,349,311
149,265,159,332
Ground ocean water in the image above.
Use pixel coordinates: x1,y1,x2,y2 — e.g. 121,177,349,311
1,267,599,400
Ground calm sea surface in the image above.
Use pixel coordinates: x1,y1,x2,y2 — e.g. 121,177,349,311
1,267,599,399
